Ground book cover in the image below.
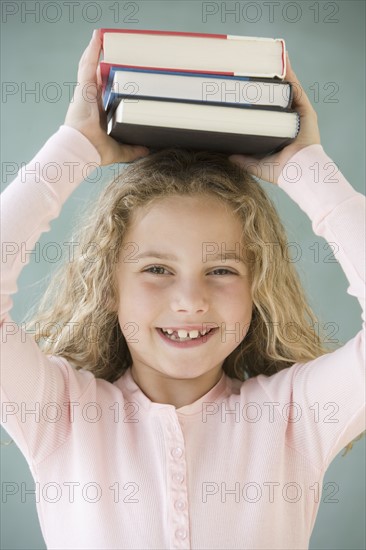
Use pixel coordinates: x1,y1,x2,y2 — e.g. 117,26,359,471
106,98,300,156
102,66,293,110
107,122,297,157
99,28,286,88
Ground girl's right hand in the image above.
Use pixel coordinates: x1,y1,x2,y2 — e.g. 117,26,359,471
64,29,150,166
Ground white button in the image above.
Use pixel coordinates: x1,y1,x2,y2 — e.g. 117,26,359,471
175,528,187,540
175,499,186,511
173,473,184,483
171,447,183,458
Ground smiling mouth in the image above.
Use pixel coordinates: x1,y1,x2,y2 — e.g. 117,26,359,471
157,327,217,342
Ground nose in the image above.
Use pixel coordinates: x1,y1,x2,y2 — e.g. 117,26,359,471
170,277,209,314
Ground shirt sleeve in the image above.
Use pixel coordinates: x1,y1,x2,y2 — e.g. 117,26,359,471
0,125,102,468
257,144,365,471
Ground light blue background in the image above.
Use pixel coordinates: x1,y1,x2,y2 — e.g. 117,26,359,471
1,1,365,549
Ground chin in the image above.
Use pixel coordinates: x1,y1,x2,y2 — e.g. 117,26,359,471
165,366,215,380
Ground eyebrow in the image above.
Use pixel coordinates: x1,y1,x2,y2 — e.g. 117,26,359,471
134,251,245,263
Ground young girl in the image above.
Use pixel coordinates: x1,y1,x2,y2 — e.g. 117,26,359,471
1,29,365,550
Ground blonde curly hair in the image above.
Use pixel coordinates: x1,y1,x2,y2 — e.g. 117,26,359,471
19,147,364,456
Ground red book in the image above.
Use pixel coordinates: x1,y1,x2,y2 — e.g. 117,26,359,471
99,28,286,91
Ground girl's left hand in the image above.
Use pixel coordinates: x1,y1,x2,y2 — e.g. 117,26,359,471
229,52,321,184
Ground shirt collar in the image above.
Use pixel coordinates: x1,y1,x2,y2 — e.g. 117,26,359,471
114,368,230,416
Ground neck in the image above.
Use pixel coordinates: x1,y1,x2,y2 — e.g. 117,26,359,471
130,364,224,409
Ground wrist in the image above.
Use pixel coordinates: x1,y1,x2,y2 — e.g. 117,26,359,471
62,123,102,166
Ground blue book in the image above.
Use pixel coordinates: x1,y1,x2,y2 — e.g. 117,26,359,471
102,66,293,111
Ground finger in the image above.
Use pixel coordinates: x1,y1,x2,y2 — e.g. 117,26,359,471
77,30,102,86
228,154,262,177
96,63,103,91
123,144,151,163
285,53,314,113
108,142,150,165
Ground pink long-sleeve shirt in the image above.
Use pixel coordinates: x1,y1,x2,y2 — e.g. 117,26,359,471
1,126,365,550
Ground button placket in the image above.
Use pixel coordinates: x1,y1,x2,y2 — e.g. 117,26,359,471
163,412,191,549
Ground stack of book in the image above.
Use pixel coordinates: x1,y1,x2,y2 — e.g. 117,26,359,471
99,29,300,156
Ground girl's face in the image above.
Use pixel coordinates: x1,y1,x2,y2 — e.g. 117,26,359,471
116,194,253,380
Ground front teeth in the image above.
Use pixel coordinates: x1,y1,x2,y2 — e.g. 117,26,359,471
161,328,209,340
178,329,199,339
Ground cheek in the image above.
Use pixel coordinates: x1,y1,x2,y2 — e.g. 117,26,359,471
217,281,253,320
117,282,165,343
216,278,251,298
118,280,164,319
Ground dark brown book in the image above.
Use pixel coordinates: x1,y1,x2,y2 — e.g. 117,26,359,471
106,98,300,156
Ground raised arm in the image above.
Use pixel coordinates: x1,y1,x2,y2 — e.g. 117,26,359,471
231,55,365,469
0,30,150,467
